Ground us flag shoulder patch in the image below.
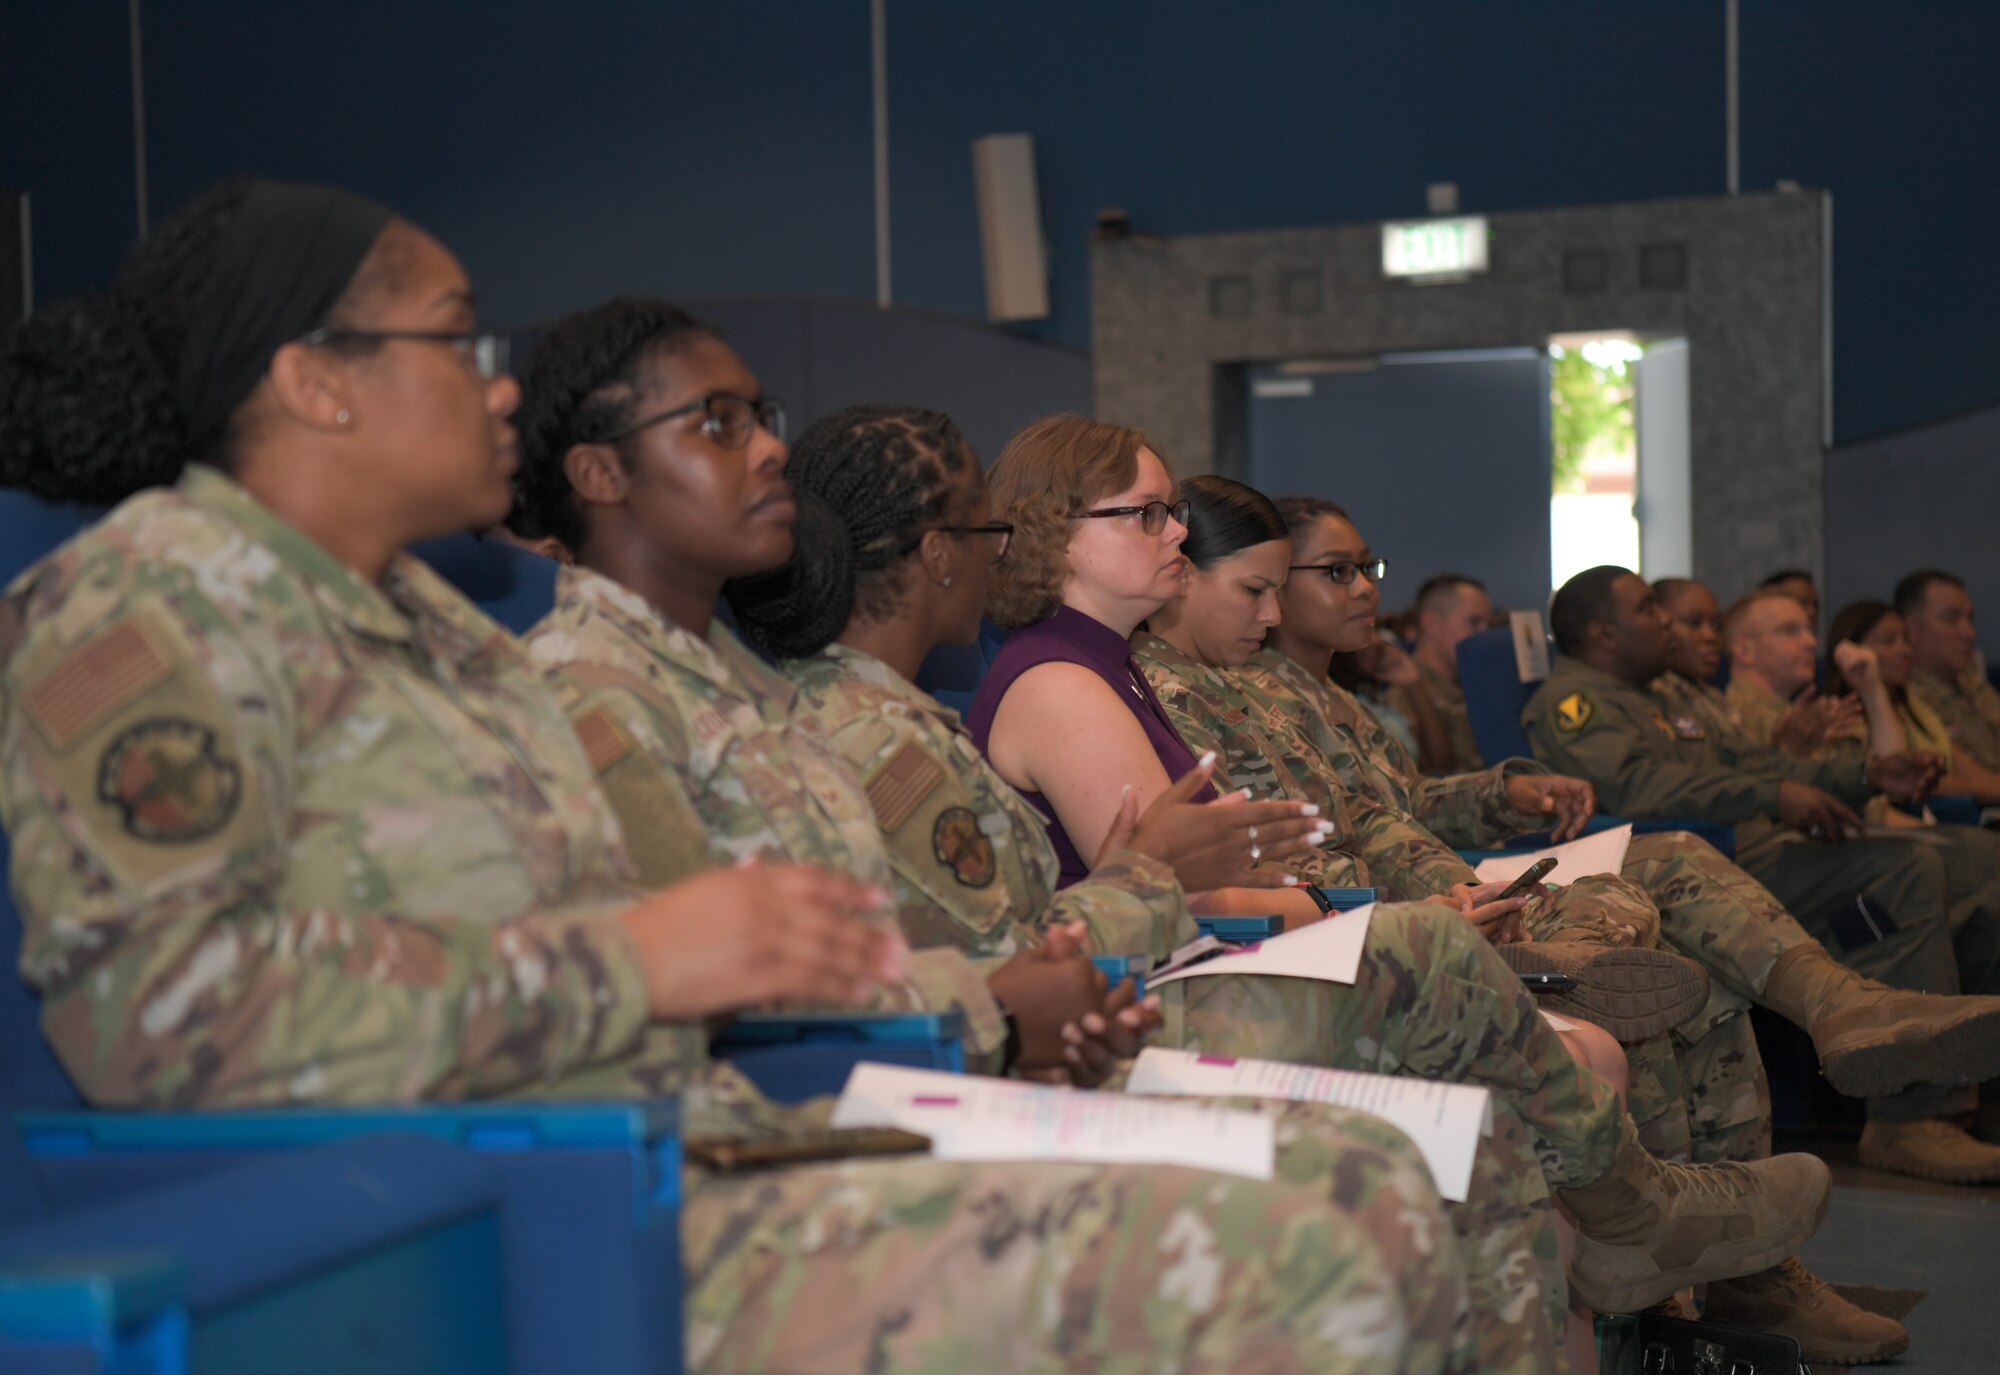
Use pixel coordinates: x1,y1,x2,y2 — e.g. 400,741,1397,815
26,619,172,751
865,740,945,832
573,705,634,773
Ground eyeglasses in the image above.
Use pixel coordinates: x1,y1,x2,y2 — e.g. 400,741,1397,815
1287,557,1387,585
1075,499,1191,536
297,328,510,381
934,522,1014,562
597,392,786,448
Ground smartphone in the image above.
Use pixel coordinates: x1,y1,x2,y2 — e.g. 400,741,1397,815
1517,970,1579,994
1495,857,1558,902
685,1126,933,1172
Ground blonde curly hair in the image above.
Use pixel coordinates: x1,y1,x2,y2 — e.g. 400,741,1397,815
984,414,1168,628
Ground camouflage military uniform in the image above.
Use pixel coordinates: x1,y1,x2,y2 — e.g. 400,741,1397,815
0,470,1475,1375
785,642,1568,1371
1133,636,1736,1151
1526,659,1998,1122
1915,665,2000,772
1241,650,1774,1164
1719,670,2000,1015
1391,655,1484,773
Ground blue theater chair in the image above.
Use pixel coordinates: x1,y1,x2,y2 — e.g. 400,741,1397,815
1456,627,1736,858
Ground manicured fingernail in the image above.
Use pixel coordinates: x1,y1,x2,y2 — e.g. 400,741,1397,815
1281,874,1299,885
1300,804,1320,816
1121,783,1133,796
1199,750,1217,767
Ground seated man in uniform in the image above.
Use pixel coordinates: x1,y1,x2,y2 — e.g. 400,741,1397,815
1529,567,2000,1183
1899,569,2000,773
1394,573,1492,775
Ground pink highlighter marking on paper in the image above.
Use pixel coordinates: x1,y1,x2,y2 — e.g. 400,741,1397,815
1197,1056,1238,1067
911,1095,961,1107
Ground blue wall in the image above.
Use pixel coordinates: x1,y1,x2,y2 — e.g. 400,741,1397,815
6,1,1998,442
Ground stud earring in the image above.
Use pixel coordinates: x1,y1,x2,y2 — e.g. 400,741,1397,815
335,408,351,425
942,576,953,588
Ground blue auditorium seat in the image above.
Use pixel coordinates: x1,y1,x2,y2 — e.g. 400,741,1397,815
408,531,560,635
1,1117,507,1375
917,617,1009,717
1456,627,1735,857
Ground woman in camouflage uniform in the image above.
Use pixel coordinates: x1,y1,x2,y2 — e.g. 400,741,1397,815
0,182,1476,1375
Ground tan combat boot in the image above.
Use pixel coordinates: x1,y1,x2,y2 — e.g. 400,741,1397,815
1703,1257,1910,1366
1761,945,2000,1098
1858,1117,2000,1183
1499,941,1710,1042
1557,1116,1831,1313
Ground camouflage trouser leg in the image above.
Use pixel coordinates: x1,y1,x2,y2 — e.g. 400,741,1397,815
1168,901,1627,1190
1672,1010,1773,1165
684,1149,1457,1375
1522,871,1663,950
1619,1031,1692,1162
1262,1096,1562,1375
1620,831,1811,1038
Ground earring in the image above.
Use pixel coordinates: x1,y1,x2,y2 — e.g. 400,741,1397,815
335,408,351,425
942,576,953,588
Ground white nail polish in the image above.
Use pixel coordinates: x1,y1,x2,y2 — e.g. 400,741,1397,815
1199,750,1217,767
1300,804,1320,816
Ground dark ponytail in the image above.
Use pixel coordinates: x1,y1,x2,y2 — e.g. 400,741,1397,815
0,180,251,503
1181,474,1287,570
727,404,971,660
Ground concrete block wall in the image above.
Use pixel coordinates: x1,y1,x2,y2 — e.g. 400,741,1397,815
1091,191,1829,601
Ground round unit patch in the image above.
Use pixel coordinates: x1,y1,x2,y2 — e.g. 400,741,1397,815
96,717,242,843
932,805,997,888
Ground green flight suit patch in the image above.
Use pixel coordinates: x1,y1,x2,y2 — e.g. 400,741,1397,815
1553,691,1594,733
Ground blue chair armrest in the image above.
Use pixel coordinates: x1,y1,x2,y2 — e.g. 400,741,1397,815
712,1011,966,1102
1928,795,1985,827
1091,954,1149,997
0,1250,183,1344
2,1134,505,1375
20,1103,681,1375
1196,915,1283,943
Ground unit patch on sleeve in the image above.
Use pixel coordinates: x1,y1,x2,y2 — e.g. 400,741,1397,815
864,740,945,832
931,805,997,888
1553,691,1595,733
95,717,242,843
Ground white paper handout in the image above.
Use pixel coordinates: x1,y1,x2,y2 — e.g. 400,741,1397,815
1146,902,1374,990
1474,823,1634,887
832,1062,1275,1180
1124,1048,1493,1202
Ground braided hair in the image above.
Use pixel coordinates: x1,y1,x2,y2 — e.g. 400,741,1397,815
727,405,972,660
506,297,717,551
0,180,255,503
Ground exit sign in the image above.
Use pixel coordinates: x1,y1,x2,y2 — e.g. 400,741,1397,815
1381,216,1489,281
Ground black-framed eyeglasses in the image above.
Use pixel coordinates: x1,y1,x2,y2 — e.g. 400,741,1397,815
1288,557,1387,585
1075,499,1191,536
597,392,786,448
932,522,1014,562
297,327,510,381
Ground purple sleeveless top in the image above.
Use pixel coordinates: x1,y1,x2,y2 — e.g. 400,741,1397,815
967,605,1217,887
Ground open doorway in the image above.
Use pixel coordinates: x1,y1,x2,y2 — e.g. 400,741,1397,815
1548,332,1692,589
